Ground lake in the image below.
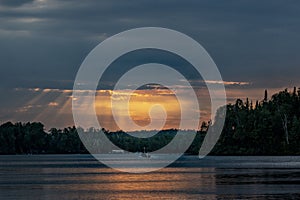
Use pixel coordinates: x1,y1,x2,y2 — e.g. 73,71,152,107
0,155,299,199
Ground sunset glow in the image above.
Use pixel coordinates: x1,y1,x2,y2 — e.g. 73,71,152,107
95,89,182,131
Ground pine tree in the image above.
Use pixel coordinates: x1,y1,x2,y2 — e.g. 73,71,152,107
264,89,268,102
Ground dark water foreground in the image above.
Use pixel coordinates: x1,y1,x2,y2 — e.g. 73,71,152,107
0,155,299,199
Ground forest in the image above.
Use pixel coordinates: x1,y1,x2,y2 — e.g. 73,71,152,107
0,88,299,155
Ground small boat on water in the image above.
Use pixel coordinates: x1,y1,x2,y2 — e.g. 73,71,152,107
140,152,151,158
140,146,151,158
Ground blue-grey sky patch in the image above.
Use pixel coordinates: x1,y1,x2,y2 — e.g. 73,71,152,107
1,0,300,127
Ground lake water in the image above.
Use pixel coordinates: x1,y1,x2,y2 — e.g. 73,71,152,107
0,155,299,199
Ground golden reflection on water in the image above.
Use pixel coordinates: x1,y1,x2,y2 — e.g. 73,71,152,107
42,167,217,200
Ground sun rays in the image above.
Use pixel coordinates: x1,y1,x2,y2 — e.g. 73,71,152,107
9,86,219,131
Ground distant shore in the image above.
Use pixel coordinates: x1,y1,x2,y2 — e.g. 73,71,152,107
0,154,300,169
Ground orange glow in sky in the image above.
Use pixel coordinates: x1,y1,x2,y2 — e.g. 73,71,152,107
95,89,182,131
8,86,287,131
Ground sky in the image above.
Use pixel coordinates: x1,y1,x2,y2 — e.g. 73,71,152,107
0,0,300,130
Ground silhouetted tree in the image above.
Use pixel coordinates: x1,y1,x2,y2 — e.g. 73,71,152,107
264,89,268,102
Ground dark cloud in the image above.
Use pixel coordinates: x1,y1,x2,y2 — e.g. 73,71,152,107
0,0,300,90
1,0,300,128
0,0,34,7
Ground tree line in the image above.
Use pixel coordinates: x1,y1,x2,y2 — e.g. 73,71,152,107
0,88,299,155
212,88,300,155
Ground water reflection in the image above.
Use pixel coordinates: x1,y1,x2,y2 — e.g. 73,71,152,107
0,155,299,200
38,167,217,199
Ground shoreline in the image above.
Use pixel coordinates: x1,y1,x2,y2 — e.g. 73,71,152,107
0,154,299,169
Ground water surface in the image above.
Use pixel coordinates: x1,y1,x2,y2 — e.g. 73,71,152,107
0,155,299,199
